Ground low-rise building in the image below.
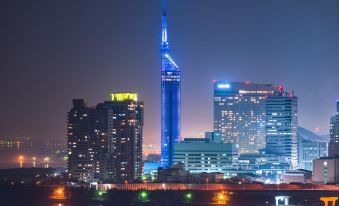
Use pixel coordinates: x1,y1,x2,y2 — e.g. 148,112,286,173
157,163,190,183
157,163,225,183
312,156,339,184
190,172,224,183
282,169,312,184
173,132,237,175
298,127,327,171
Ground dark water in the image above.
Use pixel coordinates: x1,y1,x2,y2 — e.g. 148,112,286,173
0,185,338,206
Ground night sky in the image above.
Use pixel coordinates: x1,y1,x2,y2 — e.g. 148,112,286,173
1,0,338,145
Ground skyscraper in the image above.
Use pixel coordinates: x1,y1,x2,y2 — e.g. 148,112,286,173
329,100,339,157
161,0,181,168
67,99,106,182
103,93,144,182
214,82,278,154
265,91,298,169
67,93,143,183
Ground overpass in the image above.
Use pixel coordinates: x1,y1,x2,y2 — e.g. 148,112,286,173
97,183,339,191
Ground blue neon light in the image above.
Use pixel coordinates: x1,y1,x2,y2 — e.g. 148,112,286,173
160,0,181,169
217,83,231,89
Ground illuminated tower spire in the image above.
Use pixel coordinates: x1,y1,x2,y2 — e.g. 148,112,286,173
162,0,168,44
160,0,181,168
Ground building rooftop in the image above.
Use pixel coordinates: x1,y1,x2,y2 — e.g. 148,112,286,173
109,92,138,101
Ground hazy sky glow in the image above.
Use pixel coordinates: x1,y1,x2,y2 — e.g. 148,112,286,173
0,0,338,145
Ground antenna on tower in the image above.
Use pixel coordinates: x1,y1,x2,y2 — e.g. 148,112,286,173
163,0,167,16
161,0,168,43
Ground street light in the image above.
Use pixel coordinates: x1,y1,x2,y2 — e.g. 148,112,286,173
214,191,229,205
44,157,50,168
184,192,193,203
205,178,209,190
18,155,24,168
32,157,36,168
124,180,128,189
138,191,149,202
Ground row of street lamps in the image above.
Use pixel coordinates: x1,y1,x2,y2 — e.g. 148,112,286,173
18,155,50,168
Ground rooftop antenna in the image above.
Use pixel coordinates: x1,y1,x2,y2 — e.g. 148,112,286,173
162,0,168,43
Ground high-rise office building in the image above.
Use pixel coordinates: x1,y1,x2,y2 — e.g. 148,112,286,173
161,0,181,168
67,93,143,183
329,100,339,157
265,91,298,169
214,81,279,154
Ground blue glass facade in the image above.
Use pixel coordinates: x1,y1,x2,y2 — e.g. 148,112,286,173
160,1,181,168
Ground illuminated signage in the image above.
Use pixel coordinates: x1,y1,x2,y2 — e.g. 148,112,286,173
217,83,231,89
110,93,138,102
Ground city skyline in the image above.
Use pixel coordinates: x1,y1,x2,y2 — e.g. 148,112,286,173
1,1,339,204
1,0,339,145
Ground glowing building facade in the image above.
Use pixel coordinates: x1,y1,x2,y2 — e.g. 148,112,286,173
213,82,278,154
173,135,238,175
265,92,298,169
297,127,327,171
161,0,181,168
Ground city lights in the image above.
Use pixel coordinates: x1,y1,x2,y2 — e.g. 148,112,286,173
50,187,66,200
96,190,107,198
160,0,181,169
18,155,24,168
0,0,338,205
110,93,138,102
184,192,193,202
44,157,50,168
214,191,230,205
217,83,231,89
138,191,149,202
32,156,36,168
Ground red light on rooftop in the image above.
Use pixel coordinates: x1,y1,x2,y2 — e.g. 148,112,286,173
277,85,284,92
314,127,321,133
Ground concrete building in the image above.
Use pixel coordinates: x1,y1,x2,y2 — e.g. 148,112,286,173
157,163,225,183
282,169,312,184
67,99,101,182
313,156,339,184
157,163,190,183
67,93,143,183
213,81,279,154
173,132,237,175
103,93,144,182
265,91,298,169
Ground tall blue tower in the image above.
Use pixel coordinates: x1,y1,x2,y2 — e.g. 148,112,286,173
161,0,181,168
